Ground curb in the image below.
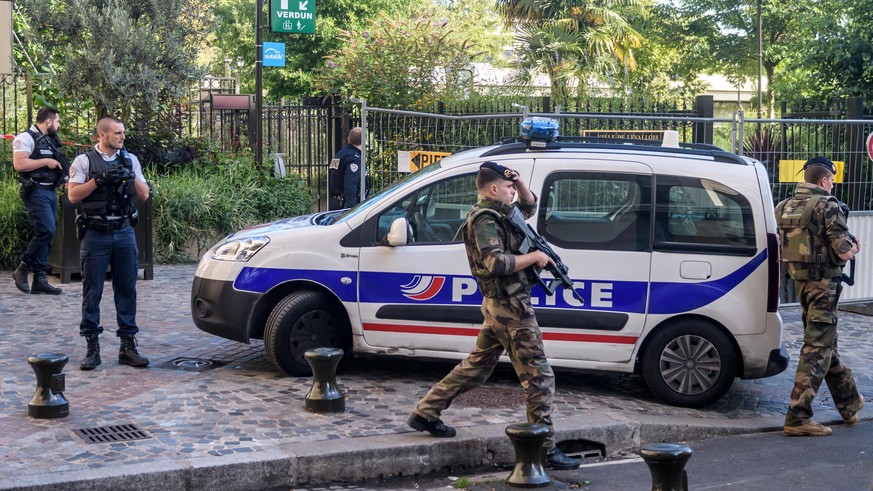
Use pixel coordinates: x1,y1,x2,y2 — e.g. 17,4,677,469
0,411,830,491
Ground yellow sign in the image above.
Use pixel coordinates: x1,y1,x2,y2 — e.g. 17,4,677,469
581,129,665,141
778,160,845,183
397,150,452,173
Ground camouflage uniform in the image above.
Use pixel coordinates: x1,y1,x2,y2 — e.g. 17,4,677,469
414,195,559,448
775,182,863,427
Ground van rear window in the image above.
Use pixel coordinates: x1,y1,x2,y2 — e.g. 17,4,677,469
654,176,756,254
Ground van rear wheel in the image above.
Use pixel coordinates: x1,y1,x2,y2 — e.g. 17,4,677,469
264,290,351,376
641,320,737,408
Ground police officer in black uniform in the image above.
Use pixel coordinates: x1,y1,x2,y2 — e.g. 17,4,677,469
68,117,152,371
11,107,65,295
328,127,363,210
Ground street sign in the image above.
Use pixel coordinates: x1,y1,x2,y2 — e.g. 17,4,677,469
581,129,664,141
397,150,452,172
778,159,845,183
263,42,286,67
271,0,316,34
867,131,873,161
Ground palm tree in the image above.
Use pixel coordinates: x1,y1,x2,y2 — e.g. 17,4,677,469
496,0,646,102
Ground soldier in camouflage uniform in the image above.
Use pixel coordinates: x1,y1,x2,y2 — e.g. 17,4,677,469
407,161,581,470
775,156,864,437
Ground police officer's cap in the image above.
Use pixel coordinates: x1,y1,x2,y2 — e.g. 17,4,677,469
479,161,514,181
802,156,836,175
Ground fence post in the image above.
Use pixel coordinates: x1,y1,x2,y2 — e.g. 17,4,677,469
543,96,551,114
693,95,714,145
25,73,33,125
846,97,865,210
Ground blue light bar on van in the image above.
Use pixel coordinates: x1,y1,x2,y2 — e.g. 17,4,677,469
520,117,559,147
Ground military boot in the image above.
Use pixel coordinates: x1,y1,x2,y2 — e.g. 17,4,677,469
119,336,149,367
12,262,29,293
30,271,61,295
80,336,101,371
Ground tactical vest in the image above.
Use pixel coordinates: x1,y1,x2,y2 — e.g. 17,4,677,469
79,150,136,219
774,194,845,281
462,206,532,298
18,129,63,186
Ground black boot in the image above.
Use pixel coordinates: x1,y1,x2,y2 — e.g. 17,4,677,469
407,413,457,437
80,336,101,371
12,262,29,293
30,271,61,295
119,336,149,367
546,447,581,470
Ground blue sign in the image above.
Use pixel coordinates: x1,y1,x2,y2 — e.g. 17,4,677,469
263,42,286,67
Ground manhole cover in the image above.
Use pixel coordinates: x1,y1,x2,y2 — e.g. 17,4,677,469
156,357,225,372
73,424,151,444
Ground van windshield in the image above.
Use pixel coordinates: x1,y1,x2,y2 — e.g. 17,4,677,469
328,162,444,225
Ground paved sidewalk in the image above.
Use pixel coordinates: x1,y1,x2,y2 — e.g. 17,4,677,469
0,265,870,490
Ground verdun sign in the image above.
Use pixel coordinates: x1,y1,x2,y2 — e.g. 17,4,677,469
271,0,316,34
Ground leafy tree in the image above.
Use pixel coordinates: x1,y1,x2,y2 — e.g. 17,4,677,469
15,0,212,121
778,0,873,105
417,0,513,66
316,14,481,108
495,0,646,102
619,3,714,102
211,0,413,99
680,0,810,117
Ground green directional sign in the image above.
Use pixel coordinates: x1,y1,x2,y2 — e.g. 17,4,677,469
271,0,316,34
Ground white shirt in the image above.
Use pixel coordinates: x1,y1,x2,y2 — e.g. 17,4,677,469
69,145,147,184
11,125,40,155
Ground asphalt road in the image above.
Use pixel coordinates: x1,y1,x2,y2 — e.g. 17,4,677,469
309,421,873,490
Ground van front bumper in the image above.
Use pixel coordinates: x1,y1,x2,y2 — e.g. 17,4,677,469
191,275,261,343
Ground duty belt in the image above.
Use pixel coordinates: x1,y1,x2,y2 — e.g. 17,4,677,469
85,217,129,232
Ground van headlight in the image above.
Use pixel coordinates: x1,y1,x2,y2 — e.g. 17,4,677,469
211,236,270,261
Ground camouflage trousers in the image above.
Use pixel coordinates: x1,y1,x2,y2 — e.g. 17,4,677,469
415,297,557,448
785,277,862,426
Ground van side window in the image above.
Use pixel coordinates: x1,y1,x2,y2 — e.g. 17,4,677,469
376,173,478,244
654,176,756,255
539,172,652,252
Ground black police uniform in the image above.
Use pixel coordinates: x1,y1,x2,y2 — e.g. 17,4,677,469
13,126,65,294
72,147,149,370
328,144,362,210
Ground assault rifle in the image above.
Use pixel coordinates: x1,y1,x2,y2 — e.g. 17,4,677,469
506,207,584,303
37,133,71,187
837,200,856,300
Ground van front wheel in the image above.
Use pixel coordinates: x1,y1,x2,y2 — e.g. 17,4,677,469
264,290,351,376
641,320,737,408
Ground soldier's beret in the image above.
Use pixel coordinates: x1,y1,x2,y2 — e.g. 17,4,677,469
803,156,836,175
480,161,514,181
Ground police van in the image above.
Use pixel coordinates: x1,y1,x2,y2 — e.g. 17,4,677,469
191,120,789,408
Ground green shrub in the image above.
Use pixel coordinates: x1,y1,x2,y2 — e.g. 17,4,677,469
1,145,315,267
0,169,29,270
150,146,314,262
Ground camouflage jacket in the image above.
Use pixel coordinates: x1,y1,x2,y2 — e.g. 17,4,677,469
775,182,853,280
462,196,537,307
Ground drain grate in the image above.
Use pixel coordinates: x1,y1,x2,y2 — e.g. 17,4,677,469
156,357,225,372
73,424,152,444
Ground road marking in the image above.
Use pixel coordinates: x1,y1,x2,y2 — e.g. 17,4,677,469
580,457,644,468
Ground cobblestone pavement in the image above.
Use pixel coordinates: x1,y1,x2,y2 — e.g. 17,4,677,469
0,264,871,488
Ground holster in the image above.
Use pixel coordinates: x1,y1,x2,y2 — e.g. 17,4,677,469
75,213,87,241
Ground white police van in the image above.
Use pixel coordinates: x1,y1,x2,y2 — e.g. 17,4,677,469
192,120,788,408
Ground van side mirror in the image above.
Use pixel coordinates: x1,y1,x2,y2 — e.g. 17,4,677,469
385,217,410,246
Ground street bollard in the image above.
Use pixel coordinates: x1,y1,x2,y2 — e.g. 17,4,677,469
640,443,692,491
27,353,69,419
504,422,552,488
304,347,345,413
